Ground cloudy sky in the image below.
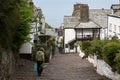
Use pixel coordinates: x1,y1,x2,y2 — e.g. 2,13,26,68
33,0,119,28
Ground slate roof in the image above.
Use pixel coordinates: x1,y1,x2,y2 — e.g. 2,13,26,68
75,21,101,29
33,7,42,18
111,4,120,10
45,29,57,37
89,9,112,28
64,16,80,28
114,10,120,16
64,8,112,29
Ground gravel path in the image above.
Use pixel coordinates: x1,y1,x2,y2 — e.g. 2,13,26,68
11,51,111,80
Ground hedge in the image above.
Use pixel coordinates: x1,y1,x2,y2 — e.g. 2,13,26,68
81,38,120,74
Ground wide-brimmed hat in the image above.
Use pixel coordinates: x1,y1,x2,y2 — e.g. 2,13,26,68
40,47,45,51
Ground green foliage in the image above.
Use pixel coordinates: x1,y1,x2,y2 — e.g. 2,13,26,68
39,43,48,51
74,41,82,47
114,51,120,74
0,0,20,49
38,35,56,62
45,23,53,29
90,39,103,58
81,38,120,74
82,41,91,56
112,35,118,41
39,35,56,53
50,36,56,55
12,0,33,52
0,0,33,61
102,42,120,66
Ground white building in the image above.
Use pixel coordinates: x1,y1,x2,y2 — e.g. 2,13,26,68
64,4,101,53
19,0,45,56
107,15,120,39
107,4,120,39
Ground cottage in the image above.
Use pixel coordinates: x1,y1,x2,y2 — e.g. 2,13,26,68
107,4,120,39
64,4,101,53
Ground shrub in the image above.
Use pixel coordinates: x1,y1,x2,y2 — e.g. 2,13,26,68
50,36,56,55
102,42,120,66
82,41,91,56
90,39,103,58
112,35,118,41
114,51,120,74
38,35,56,62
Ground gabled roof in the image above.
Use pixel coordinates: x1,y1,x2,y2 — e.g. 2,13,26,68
114,10,120,16
45,29,57,37
75,21,101,29
64,16,79,28
111,4,120,10
89,9,112,28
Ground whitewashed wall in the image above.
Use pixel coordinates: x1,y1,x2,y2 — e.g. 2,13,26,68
19,23,35,54
77,46,85,58
64,28,75,44
64,28,75,53
88,54,120,80
108,15,120,39
100,28,108,40
19,42,32,54
77,46,120,80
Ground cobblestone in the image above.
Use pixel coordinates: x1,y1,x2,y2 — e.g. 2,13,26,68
11,51,111,80
39,53,111,80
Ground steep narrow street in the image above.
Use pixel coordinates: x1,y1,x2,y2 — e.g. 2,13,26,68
39,52,111,80
11,50,111,80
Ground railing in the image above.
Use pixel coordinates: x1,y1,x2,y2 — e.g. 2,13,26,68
76,35,93,40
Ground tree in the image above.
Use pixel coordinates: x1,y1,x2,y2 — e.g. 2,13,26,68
12,0,33,53
0,0,20,49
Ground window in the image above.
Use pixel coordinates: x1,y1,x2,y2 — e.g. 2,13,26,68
114,25,116,32
119,26,120,33
65,44,68,48
109,23,112,30
70,45,74,49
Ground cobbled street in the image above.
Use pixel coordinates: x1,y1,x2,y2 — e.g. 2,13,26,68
11,50,111,80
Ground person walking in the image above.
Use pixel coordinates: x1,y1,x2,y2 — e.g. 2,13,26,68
35,47,45,76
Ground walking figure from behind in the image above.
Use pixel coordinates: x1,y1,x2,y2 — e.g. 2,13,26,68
36,47,45,76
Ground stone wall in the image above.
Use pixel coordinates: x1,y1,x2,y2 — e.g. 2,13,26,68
0,49,15,80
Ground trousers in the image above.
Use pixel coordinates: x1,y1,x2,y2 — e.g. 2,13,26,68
37,61,43,76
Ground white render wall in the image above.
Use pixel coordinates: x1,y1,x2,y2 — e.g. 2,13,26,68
88,55,120,80
108,16,120,39
64,28,76,53
77,46,120,80
19,42,32,54
19,23,35,54
100,28,108,40
64,28,75,44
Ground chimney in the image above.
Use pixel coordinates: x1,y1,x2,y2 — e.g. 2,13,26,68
79,4,89,22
